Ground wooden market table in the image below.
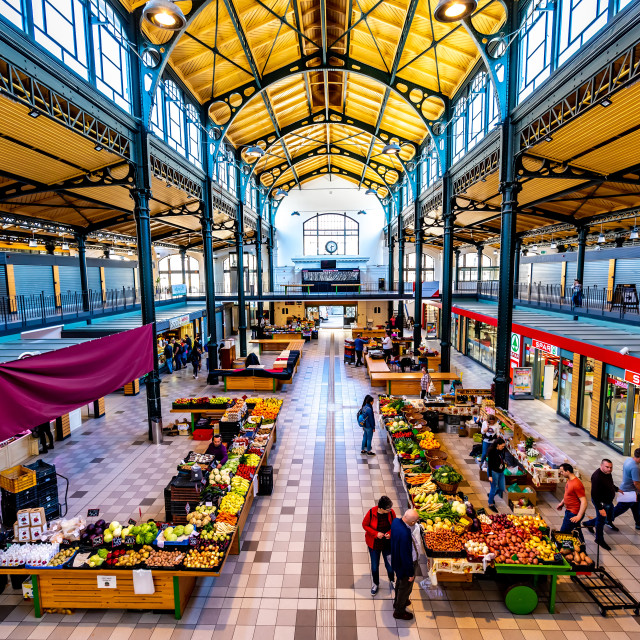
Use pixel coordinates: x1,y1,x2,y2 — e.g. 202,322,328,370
350,327,387,339
370,371,461,395
365,354,391,386
282,284,311,295
249,339,295,353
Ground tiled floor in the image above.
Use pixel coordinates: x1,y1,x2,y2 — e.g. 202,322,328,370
1,330,640,639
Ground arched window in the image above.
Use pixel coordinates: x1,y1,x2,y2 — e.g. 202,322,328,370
457,253,492,281
303,213,359,255
165,81,186,156
91,0,131,112
404,253,435,283
158,254,200,292
32,0,89,78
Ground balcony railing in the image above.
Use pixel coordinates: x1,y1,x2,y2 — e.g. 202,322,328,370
455,281,638,318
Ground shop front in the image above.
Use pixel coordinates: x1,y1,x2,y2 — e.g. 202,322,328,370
466,318,496,371
599,366,640,454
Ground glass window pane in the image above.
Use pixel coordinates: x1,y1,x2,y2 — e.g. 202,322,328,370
1,0,24,29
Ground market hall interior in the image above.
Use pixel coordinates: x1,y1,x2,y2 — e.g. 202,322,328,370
1,0,640,635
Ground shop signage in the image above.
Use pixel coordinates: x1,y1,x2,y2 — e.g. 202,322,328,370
169,314,190,330
607,376,628,390
532,339,558,356
171,283,187,296
513,367,533,395
624,370,640,385
510,333,521,367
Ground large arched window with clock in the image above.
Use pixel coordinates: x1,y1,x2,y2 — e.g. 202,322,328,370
303,213,359,255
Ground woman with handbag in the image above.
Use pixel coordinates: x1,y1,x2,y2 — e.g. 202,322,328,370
420,367,434,399
358,394,376,456
487,437,507,512
362,496,396,595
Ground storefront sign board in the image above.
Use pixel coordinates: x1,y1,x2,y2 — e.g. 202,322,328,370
171,284,187,296
510,333,521,367
624,370,640,385
169,314,190,330
513,367,533,395
532,339,558,356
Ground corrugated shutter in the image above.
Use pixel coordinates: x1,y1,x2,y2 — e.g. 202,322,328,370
582,261,609,287
519,264,530,284
87,267,100,293
531,262,562,285
58,265,82,294
566,261,576,283
0,265,7,298
13,264,54,297
104,268,134,291
614,259,640,289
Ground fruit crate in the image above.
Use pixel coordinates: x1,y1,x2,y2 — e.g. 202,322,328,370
0,466,36,493
25,460,57,490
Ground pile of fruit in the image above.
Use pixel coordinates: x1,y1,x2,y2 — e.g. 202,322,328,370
87,549,108,567
200,523,232,544
250,398,282,422
219,493,244,516
419,432,440,450
422,531,464,553
102,520,159,546
231,476,251,495
112,546,154,567
235,464,257,480
187,506,215,528
46,548,76,567
145,550,185,567
391,430,413,439
184,545,225,569
387,419,409,433
242,453,262,467
158,524,195,543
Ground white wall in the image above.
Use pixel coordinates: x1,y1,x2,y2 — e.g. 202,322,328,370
273,176,387,283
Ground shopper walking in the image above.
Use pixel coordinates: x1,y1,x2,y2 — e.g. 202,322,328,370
420,367,433,400
611,448,640,530
487,437,507,512
390,508,420,620
354,334,368,367
35,421,54,453
382,332,393,363
172,339,182,371
362,496,396,595
180,339,189,367
557,463,587,532
358,394,376,456
583,459,620,550
163,341,174,373
572,279,583,308
190,341,202,379
480,415,498,469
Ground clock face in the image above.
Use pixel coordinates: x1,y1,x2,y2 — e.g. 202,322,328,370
325,241,338,254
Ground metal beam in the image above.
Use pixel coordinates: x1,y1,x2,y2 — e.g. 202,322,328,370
359,87,390,189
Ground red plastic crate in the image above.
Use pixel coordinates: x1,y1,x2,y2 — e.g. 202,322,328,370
192,428,214,441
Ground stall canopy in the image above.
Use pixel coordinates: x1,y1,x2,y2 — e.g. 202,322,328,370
0,324,154,436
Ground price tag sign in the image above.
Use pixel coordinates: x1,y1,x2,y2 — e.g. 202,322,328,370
97,575,117,589
128,518,136,526
160,523,169,531
87,509,100,518
477,508,486,516
91,534,103,547
185,503,191,514
189,535,198,547
253,479,258,497
61,539,71,547
125,536,136,545
393,456,400,474
205,502,213,507
112,537,122,548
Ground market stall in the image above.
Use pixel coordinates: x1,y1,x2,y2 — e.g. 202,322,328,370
0,398,283,619
379,396,592,614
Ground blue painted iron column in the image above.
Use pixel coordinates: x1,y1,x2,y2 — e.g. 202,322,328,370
256,193,264,321
440,174,454,373
267,222,275,323
180,248,187,290
576,226,587,285
236,205,247,357
513,238,522,298
75,232,90,314
201,187,219,385
454,249,460,293
493,116,521,409
397,225,405,331
413,198,423,351
388,232,395,320
476,244,483,292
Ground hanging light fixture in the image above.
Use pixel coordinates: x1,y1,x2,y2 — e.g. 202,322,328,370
550,233,557,250
28,231,37,248
531,243,538,252
381,143,401,155
630,215,639,240
598,224,605,243
434,0,477,22
244,145,264,158
357,210,367,215
142,0,186,30
291,211,300,216
61,242,70,250
365,187,377,195
275,188,289,197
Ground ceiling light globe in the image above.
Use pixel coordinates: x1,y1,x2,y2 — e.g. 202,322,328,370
143,0,186,30
434,0,477,22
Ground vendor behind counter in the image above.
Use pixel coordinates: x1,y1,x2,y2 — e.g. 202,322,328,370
205,434,228,468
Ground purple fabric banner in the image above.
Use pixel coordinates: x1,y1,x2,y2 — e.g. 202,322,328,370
0,324,155,437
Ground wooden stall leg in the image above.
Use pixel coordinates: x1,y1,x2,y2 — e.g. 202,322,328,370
31,576,41,618
549,575,557,614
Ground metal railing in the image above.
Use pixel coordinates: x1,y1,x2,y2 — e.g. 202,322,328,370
455,280,638,318
0,287,185,331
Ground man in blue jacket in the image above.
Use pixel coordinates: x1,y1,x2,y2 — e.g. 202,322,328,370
353,334,369,367
390,508,420,620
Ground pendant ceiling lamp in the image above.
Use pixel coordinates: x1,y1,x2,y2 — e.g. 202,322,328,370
244,145,264,158
382,143,400,155
434,0,477,23
143,0,186,30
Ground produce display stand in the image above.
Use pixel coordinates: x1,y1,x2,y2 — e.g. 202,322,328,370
350,327,387,339
170,407,227,432
371,371,461,395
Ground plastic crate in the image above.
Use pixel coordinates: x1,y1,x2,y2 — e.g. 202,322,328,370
25,460,56,484
0,466,36,493
192,429,213,441
37,485,59,509
258,465,273,496
44,503,60,521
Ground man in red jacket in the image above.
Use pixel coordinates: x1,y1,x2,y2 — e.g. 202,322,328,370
362,496,396,595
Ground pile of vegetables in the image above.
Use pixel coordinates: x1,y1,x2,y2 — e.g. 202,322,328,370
432,465,463,485
422,532,464,553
